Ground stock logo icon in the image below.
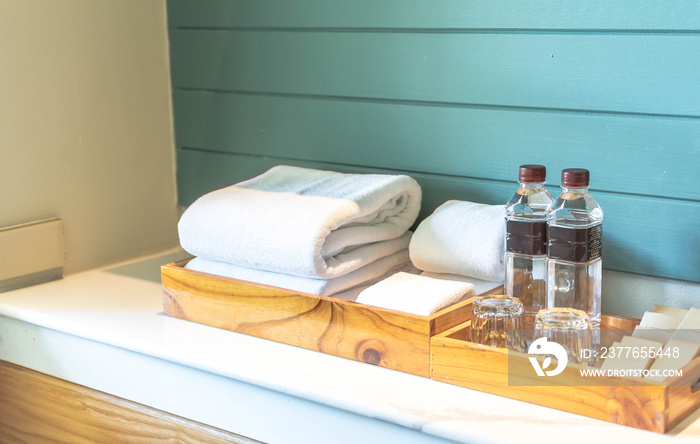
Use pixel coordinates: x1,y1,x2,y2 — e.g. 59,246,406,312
528,337,568,377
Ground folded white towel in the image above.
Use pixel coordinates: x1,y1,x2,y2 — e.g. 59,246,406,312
419,271,502,296
355,272,475,316
409,200,505,282
331,265,424,302
185,248,412,297
178,166,421,279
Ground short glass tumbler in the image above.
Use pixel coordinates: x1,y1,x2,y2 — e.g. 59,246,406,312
470,295,524,351
534,308,591,364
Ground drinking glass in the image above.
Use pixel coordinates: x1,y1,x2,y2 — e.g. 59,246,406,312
470,295,525,351
534,307,591,364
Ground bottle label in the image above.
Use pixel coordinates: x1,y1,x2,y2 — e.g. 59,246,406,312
506,220,547,256
548,224,603,262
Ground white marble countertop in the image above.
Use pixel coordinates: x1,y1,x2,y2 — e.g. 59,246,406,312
1,249,699,444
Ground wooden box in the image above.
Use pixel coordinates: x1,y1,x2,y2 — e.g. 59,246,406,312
430,304,700,433
162,259,497,377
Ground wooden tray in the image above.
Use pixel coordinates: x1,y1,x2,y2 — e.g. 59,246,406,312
430,304,700,433
161,259,499,377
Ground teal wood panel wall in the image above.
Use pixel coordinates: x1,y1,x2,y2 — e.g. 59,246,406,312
168,1,700,283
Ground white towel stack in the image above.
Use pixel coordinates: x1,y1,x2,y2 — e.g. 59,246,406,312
178,165,422,296
409,200,506,284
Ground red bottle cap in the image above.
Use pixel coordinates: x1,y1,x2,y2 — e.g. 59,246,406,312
518,164,546,183
561,168,590,188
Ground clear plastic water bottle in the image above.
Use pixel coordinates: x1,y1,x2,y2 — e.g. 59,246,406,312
547,168,603,328
505,164,553,328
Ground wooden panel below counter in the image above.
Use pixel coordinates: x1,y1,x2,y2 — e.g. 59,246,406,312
0,360,259,444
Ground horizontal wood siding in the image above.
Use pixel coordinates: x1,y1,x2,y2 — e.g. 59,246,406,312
167,0,700,31
174,91,700,200
171,31,700,117
168,1,700,283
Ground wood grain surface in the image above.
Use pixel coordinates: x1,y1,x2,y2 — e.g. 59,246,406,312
162,261,472,376
0,360,259,444
430,315,700,433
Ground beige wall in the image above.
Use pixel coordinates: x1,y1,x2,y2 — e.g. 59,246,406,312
0,1,179,273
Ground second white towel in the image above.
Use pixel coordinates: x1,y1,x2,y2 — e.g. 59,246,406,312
355,272,474,316
409,200,505,282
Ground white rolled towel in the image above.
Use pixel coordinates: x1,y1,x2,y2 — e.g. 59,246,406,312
178,166,421,279
355,272,474,316
409,200,505,282
185,245,412,297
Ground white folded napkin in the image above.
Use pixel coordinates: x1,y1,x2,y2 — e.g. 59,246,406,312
409,200,505,282
185,248,412,297
178,165,421,279
355,272,474,316
419,271,502,296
